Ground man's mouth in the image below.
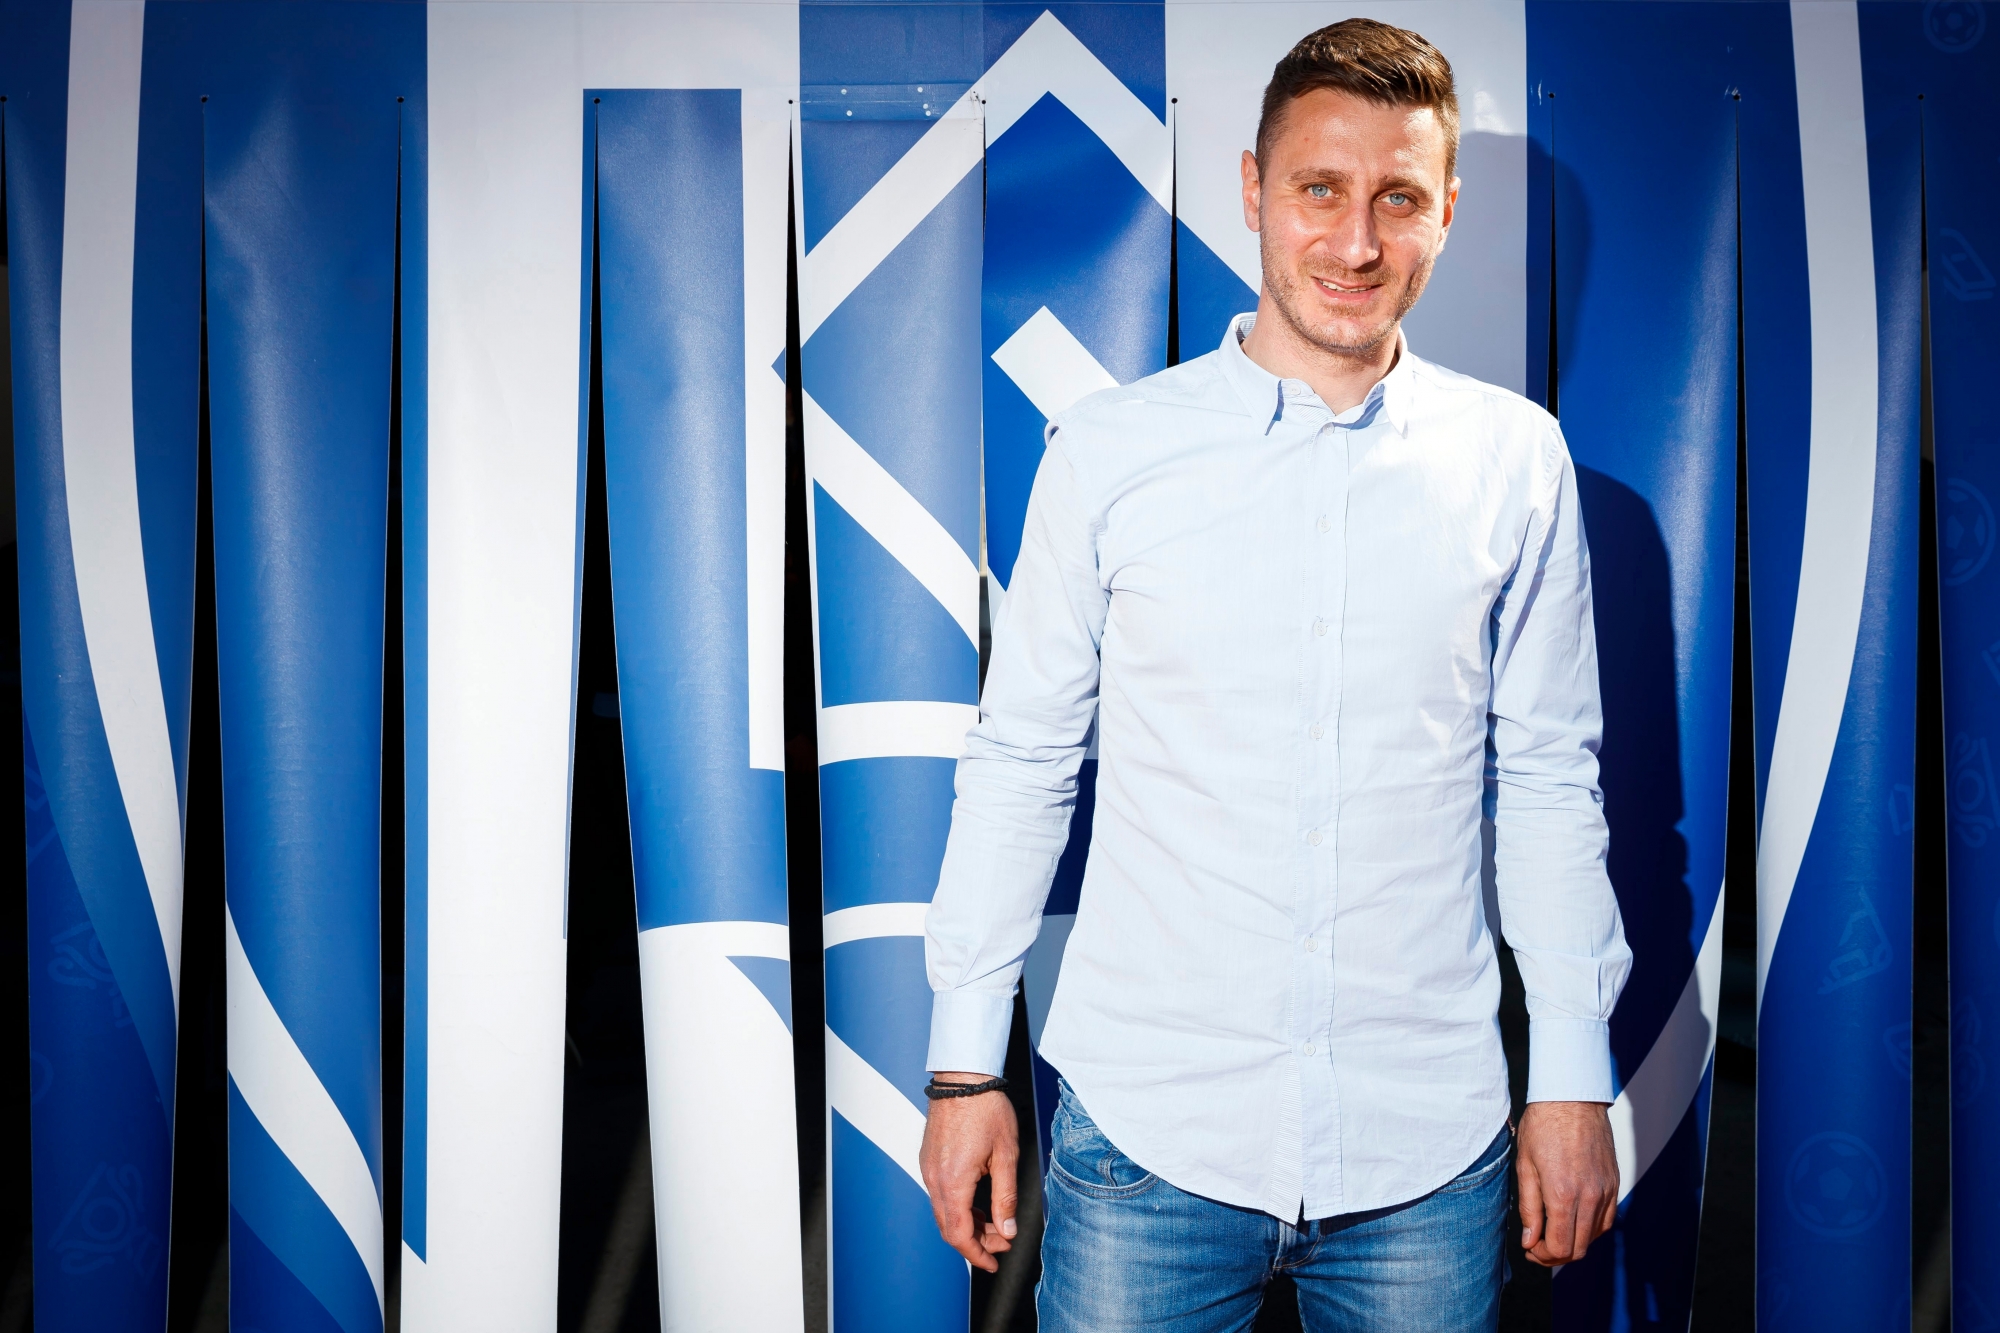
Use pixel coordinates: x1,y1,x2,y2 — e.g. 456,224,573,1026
1313,276,1378,297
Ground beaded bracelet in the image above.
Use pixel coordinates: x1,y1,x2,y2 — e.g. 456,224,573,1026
923,1075,1010,1100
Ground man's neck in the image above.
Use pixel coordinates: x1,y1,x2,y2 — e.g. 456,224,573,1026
1238,298,1401,414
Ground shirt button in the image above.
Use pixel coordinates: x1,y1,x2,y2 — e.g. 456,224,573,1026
1307,829,1323,846
1317,515,1330,534
1310,723,1324,740
1314,619,1328,637
1304,1043,1316,1057
1304,937,1317,952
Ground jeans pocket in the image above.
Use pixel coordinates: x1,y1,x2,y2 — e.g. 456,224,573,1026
1435,1127,1514,1194
1049,1082,1158,1199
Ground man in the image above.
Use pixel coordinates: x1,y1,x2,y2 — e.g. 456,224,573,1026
919,18,1630,1330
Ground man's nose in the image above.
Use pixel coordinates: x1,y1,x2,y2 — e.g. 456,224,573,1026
1323,204,1382,270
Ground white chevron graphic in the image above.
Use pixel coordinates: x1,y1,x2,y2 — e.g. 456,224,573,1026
61,0,186,1010
802,390,981,648
226,907,385,1311
827,1026,928,1190
822,901,931,951
1756,0,1879,1011
822,906,931,1188
1608,886,1725,1203
798,10,1168,345
799,107,983,344
818,701,978,767
992,306,1120,421
975,11,1171,211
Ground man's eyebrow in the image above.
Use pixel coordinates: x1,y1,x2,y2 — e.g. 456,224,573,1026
1283,166,1353,187
1373,174,1431,195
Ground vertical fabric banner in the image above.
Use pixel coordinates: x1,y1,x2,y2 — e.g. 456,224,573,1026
979,2,1170,1168
4,1,199,1327
412,8,796,1326
1902,2,2000,1320
1526,6,1736,1328
201,6,418,1331
1739,3,1921,1327
1169,0,1529,396
593,86,801,1330
798,4,983,1325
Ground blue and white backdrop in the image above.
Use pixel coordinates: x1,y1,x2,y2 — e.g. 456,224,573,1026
2,1,1990,1330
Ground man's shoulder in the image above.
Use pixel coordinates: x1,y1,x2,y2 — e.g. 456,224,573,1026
1406,355,1560,438
1047,351,1242,446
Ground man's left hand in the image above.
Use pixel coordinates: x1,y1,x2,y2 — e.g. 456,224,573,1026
1515,1101,1618,1266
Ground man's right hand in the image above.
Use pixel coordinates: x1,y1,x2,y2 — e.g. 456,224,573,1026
918,1073,1020,1273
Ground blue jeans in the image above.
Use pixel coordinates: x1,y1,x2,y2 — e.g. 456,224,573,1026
1038,1081,1511,1332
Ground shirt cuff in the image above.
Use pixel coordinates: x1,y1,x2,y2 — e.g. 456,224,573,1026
1525,1017,1616,1104
926,987,1015,1078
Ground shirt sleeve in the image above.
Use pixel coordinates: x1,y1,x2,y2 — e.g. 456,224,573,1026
925,432,1109,1076
1488,420,1634,1105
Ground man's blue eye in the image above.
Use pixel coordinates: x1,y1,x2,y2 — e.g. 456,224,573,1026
1308,184,1331,198
1385,193,1410,206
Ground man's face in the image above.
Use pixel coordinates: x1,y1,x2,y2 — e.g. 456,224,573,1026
1241,88,1457,360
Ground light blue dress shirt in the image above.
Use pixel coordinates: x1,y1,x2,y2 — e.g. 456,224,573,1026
926,314,1632,1222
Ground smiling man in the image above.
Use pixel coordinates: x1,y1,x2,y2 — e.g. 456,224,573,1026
918,20,1631,1330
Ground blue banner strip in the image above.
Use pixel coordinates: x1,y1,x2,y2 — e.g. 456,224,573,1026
595,87,788,931
1900,1,2000,1317
199,3,419,1324
1526,6,1738,1326
1741,4,1921,1325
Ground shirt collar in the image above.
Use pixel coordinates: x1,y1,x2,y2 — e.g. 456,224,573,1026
1217,311,1416,437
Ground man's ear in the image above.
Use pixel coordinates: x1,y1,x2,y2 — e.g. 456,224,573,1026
1435,175,1460,254
1241,149,1262,234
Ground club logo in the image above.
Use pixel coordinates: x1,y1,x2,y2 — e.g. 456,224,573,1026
1925,0,1988,52
1785,1131,1887,1238
1943,478,1996,585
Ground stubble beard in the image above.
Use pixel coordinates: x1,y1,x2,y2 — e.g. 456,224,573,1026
1259,234,1434,363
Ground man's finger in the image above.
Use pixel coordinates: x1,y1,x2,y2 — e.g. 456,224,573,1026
1537,1189,1579,1264
1516,1157,1544,1255
925,1166,992,1271
989,1141,1021,1242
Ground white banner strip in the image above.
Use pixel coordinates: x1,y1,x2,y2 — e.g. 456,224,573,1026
61,0,185,1007
1756,0,1879,1010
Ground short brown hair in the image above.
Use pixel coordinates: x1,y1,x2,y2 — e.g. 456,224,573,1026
1256,18,1459,180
